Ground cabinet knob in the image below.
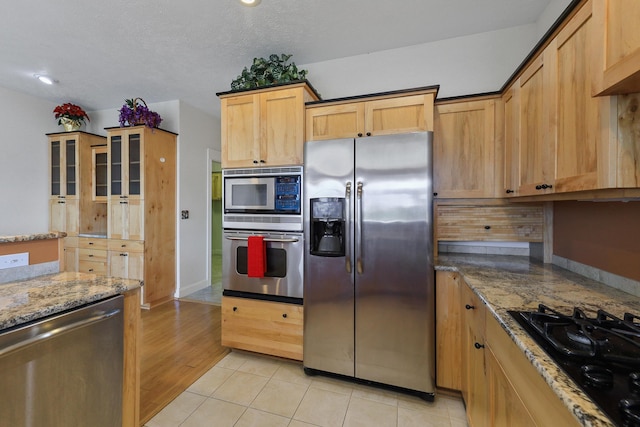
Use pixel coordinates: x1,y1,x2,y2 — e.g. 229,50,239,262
474,342,485,349
506,189,514,194
233,306,237,312
484,225,491,230
88,254,94,257
465,304,475,310
282,313,287,318
89,242,93,245
535,184,553,190
120,253,128,256
366,132,372,136
88,269,94,272
120,201,128,204
57,201,65,204
433,192,438,197
260,160,266,163
253,160,259,164
357,133,363,137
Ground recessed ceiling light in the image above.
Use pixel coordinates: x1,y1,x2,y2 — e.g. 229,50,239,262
34,74,56,85
240,0,261,7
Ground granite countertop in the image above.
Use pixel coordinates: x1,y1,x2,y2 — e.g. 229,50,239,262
0,231,67,244
0,272,142,331
436,253,640,427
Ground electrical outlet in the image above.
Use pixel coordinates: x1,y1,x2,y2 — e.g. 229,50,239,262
181,210,189,219
0,252,29,270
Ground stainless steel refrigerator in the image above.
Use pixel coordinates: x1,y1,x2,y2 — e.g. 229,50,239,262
303,132,435,399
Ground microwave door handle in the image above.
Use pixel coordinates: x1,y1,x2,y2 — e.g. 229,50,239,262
224,236,300,243
345,182,352,274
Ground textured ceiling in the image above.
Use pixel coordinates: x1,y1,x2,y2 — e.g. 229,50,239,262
0,0,560,119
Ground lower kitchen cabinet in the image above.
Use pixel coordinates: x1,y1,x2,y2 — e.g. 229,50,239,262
108,239,144,281
77,237,108,274
221,296,303,361
435,271,463,390
461,280,489,427
436,271,580,427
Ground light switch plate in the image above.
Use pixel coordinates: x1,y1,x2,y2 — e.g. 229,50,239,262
0,252,29,270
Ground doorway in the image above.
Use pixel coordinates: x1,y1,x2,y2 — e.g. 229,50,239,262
210,161,223,302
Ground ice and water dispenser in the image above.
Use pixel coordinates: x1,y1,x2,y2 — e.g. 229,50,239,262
309,198,345,257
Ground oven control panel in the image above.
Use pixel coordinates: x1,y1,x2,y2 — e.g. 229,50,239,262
275,176,301,212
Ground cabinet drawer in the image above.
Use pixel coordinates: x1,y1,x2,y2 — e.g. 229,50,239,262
221,296,303,361
436,205,543,242
107,239,144,252
78,248,107,262
78,259,107,274
77,237,108,250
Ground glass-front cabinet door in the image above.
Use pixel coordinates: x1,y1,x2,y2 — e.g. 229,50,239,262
108,130,142,198
49,135,80,234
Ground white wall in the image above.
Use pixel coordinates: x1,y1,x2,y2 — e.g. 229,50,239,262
0,87,55,234
301,24,537,101
175,101,221,297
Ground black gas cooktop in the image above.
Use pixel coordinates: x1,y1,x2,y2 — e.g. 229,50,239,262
509,304,640,427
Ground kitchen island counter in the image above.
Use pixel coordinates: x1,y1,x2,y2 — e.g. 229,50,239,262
0,272,141,331
436,253,640,427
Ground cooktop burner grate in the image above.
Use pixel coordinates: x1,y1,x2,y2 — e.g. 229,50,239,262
509,305,640,427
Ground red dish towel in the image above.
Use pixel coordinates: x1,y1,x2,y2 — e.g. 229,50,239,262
247,236,266,278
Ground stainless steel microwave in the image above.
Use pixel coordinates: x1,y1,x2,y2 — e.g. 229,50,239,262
222,166,303,231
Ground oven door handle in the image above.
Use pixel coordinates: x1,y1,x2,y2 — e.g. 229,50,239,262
224,236,300,243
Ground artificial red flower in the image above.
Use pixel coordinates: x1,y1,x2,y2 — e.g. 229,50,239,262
53,102,90,124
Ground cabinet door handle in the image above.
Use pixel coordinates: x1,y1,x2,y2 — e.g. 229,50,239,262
465,304,475,310
484,225,491,230
57,201,65,204
253,160,258,164
357,133,363,137
120,253,128,256
88,269,94,272
366,132,372,136
260,160,266,163
120,201,128,204
88,254,94,257
282,313,287,318
474,342,485,349
506,189,514,194
233,307,237,312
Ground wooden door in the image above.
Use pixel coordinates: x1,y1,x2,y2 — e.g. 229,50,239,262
434,99,496,198
260,88,306,166
435,271,462,390
592,0,640,95
109,199,144,240
487,346,536,427
221,93,259,168
518,50,554,196
552,3,602,193
365,94,434,135
462,284,488,427
305,103,364,140
502,85,520,196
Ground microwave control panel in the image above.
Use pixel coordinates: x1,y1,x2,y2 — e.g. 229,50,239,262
275,176,301,212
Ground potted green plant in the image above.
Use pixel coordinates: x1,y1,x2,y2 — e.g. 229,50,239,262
230,54,308,91
53,103,90,131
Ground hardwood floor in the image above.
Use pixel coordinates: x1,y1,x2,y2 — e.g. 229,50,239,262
139,299,229,425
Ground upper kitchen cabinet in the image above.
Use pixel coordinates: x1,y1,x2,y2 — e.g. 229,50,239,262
48,131,107,236
433,97,497,199
505,0,640,199
305,87,437,141
592,0,640,96
218,81,320,168
106,125,177,308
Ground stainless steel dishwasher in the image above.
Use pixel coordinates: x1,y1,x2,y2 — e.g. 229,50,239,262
0,295,124,427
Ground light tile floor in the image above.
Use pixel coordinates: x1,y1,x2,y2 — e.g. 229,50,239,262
145,350,468,427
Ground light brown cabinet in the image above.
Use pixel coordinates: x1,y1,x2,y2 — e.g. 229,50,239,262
107,126,176,307
305,90,436,141
592,0,640,96
502,0,640,199
77,237,108,274
221,296,303,361
461,282,488,427
219,82,319,168
435,271,463,390
48,132,107,236
108,239,144,281
433,98,497,198
435,272,580,427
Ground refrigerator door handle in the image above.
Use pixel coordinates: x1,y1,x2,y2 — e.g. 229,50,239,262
345,181,352,273
356,181,363,274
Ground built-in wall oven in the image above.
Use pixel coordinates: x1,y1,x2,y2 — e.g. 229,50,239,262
222,166,304,300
